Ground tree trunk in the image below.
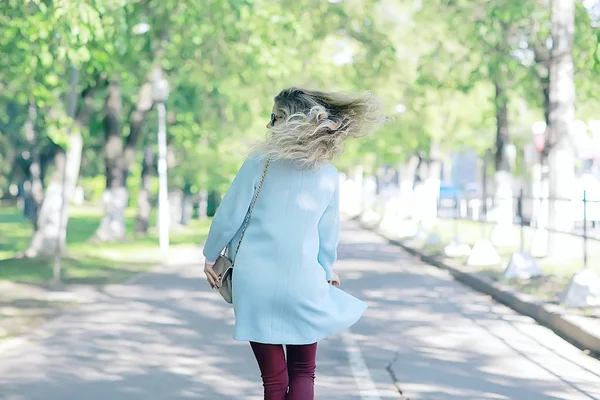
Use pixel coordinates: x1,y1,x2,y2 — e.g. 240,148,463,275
421,145,442,229
491,79,516,246
94,79,128,242
94,65,160,241
181,184,193,225
353,166,364,215
494,80,510,174
197,189,208,220
123,80,154,184
22,103,44,228
168,189,183,229
207,191,221,217
95,75,154,241
136,146,154,236
25,137,83,257
397,154,420,220
530,66,552,257
493,81,512,203
375,166,386,196
547,0,576,253
25,72,93,258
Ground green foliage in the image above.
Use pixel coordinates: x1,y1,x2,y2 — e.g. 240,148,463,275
78,176,105,204
1,0,599,201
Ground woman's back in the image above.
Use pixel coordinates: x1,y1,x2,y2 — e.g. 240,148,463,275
231,158,339,272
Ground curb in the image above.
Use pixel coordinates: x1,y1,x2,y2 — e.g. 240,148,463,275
365,223,600,359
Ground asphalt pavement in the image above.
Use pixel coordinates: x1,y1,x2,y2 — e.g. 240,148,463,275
0,221,598,400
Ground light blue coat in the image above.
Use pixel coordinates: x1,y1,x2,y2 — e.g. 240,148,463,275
203,154,367,345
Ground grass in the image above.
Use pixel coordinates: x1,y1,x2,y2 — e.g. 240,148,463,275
401,217,600,305
431,218,600,278
0,204,210,340
0,209,31,260
0,205,211,285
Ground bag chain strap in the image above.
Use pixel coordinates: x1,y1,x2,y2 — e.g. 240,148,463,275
232,159,270,265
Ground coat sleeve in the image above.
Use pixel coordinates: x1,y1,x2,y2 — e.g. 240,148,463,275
203,156,260,263
317,177,340,281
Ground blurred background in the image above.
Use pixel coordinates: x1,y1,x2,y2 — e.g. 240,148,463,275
1,0,600,338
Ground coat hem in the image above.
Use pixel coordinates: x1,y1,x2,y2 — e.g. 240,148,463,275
232,302,367,345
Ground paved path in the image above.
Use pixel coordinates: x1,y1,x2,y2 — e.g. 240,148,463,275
0,222,599,400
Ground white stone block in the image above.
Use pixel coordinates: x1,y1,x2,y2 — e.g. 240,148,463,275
467,240,501,267
378,218,394,235
379,210,399,234
424,233,443,248
411,228,429,242
444,239,472,258
360,209,382,227
559,269,600,308
396,221,418,239
502,252,543,280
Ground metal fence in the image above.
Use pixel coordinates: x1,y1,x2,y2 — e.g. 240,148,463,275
438,189,600,269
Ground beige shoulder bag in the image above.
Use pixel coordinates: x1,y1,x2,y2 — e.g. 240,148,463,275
213,159,270,303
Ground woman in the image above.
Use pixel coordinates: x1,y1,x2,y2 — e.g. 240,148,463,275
202,87,386,400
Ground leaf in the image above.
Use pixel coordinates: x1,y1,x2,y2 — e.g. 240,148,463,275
76,47,91,62
39,46,53,67
44,74,60,86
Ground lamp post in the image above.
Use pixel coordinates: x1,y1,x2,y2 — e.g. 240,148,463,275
153,77,170,256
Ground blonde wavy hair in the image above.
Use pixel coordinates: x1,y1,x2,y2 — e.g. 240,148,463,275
253,87,388,169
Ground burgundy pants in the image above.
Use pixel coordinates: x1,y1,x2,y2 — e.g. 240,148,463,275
250,341,318,400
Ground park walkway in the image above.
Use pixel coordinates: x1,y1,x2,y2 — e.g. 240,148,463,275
0,221,599,400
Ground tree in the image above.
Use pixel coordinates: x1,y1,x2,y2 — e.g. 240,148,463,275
414,0,535,220
147,0,400,226
519,0,600,254
546,0,576,243
1,1,111,260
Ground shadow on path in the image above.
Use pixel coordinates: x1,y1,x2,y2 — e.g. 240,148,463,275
335,222,600,400
1,222,599,400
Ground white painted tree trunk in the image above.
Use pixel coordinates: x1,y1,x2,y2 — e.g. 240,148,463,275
168,190,183,230
421,146,442,230
181,191,193,225
399,155,420,220
421,174,441,229
547,0,576,254
25,134,83,257
136,146,154,235
197,189,208,220
94,79,128,242
491,171,517,247
95,187,128,241
490,77,517,247
339,166,364,216
22,103,44,228
354,166,365,214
